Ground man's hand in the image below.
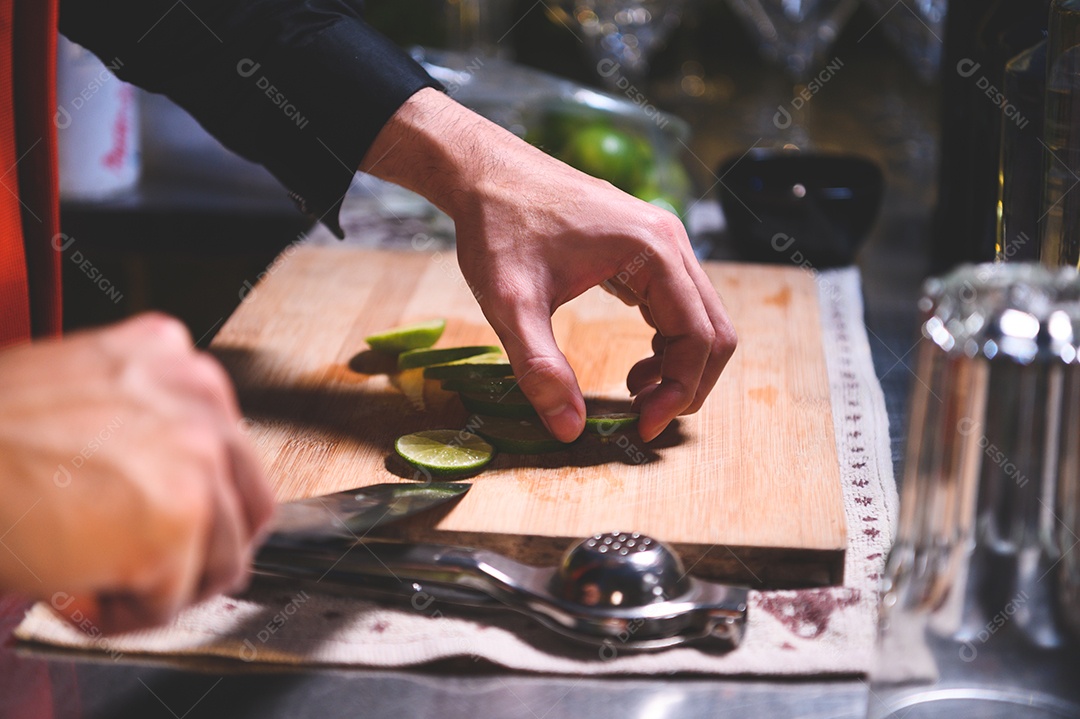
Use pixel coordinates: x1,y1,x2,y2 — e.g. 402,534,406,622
0,314,274,633
362,88,736,442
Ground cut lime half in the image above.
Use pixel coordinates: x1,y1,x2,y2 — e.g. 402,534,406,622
366,319,446,354
398,345,501,371
423,353,514,380
472,416,568,454
394,430,495,477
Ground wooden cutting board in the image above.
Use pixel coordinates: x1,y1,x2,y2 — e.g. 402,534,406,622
212,246,846,588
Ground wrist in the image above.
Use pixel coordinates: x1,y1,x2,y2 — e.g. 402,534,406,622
359,88,509,220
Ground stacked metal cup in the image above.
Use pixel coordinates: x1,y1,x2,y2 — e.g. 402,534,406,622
868,263,1080,718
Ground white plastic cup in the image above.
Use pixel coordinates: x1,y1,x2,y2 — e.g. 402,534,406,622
56,36,140,200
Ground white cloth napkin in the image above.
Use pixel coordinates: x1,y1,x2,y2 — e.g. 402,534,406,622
16,268,898,675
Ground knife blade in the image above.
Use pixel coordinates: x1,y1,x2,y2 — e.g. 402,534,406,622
265,482,470,546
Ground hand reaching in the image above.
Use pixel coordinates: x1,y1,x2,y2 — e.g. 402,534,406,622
362,89,737,442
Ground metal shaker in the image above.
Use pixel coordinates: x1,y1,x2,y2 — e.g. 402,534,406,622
868,263,1080,718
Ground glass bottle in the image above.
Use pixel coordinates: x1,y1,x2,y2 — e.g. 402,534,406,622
934,0,1050,269
998,39,1046,263
1042,0,1080,268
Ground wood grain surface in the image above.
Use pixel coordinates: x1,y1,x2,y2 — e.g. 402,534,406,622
212,246,846,588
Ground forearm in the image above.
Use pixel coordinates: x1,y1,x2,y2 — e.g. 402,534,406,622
59,0,440,236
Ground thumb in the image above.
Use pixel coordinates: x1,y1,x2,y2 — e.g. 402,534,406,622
488,306,585,443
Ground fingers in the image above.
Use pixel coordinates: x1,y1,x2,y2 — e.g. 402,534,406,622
95,592,180,635
98,312,194,358
483,300,585,442
679,254,737,414
226,435,276,546
618,252,709,439
180,363,272,601
627,354,663,395
600,279,641,307
193,451,249,602
106,314,273,608
619,216,736,441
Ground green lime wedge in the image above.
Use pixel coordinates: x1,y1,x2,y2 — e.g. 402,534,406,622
471,416,568,454
459,391,537,419
440,377,523,395
423,353,514,380
365,319,446,354
398,345,501,371
394,430,495,477
584,412,640,434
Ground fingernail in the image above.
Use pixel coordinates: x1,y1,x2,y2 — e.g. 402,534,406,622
543,403,583,441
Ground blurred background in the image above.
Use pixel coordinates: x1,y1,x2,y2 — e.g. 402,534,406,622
59,0,941,400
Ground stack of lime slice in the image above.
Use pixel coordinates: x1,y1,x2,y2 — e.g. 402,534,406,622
364,319,642,475
398,345,502,371
422,353,513,380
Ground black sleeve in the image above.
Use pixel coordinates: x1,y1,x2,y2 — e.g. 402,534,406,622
58,0,442,237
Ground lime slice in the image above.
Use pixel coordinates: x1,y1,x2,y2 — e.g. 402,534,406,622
398,345,501,371
459,391,537,419
390,368,428,411
423,353,514,380
472,416,568,454
441,377,523,395
366,319,446,354
394,430,495,477
584,412,640,434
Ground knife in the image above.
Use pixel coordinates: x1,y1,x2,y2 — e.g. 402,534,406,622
263,481,471,547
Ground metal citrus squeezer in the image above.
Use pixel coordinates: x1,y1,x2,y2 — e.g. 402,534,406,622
255,484,748,651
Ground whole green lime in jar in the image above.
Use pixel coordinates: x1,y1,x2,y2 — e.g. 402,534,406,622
558,123,655,194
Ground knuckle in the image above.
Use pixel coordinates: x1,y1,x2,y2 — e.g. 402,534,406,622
715,322,738,358
513,355,566,387
135,313,193,348
642,208,687,244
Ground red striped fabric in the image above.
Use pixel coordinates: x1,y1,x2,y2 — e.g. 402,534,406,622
0,0,32,348
0,0,62,349
14,0,62,340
